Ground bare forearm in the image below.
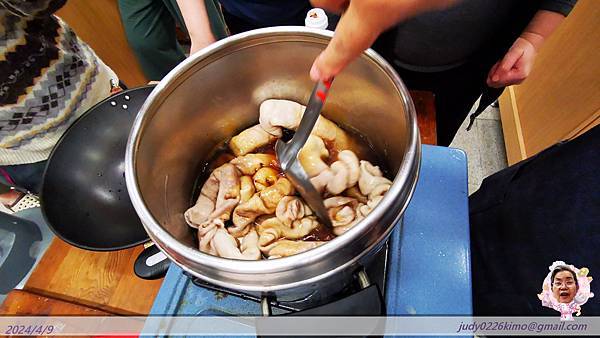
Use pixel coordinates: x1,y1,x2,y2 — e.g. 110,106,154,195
331,0,459,56
310,0,459,80
176,0,216,51
520,10,566,51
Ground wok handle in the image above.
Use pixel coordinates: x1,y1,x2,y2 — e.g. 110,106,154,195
134,243,170,280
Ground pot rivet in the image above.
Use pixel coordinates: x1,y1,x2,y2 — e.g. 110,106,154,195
124,95,130,100
110,101,116,106
122,104,128,109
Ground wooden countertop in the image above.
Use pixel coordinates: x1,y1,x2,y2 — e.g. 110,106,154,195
411,90,437,146
0,289,111,316
3,240,163,315
0,91,436,316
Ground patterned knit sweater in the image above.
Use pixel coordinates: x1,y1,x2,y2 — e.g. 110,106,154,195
0,0,117,165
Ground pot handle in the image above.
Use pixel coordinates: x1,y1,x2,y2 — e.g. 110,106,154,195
134,242,170,280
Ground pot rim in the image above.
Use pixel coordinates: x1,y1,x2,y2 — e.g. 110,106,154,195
125,26,420,275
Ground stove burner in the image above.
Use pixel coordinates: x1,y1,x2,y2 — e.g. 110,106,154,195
146,146,474,338
187,243,389,315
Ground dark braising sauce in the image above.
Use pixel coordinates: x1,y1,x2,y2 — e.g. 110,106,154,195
190,124,389,248
302,225,336,241
323,139,339,164
253,141,276,155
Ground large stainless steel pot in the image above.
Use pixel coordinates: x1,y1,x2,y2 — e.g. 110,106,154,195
125,27,420,301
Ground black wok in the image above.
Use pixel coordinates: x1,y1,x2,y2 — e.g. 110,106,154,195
41,86,155,251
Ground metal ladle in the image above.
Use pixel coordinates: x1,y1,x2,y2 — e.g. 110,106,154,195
275,79,333,229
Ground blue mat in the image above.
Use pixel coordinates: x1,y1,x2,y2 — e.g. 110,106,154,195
146,145,472,337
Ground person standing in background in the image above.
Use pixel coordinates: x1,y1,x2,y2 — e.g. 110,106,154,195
310,0,577,146
176,0,312,55
118,0,228,80
0,0,118,204
306,1,596,318
119,0,310,80
141,0,576,146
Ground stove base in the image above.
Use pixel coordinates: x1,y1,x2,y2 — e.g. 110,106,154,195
146,145,472,337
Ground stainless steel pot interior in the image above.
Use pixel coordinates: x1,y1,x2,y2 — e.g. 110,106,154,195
125,27,420,292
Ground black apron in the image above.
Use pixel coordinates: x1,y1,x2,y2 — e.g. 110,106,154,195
470,124,600,316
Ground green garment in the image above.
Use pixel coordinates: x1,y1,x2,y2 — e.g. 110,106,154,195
118,0,227,80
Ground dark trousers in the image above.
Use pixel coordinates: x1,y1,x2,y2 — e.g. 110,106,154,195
394,61,496,146
221,6,310,34
470,125,600,316
372,31,502,146
0,161,46,194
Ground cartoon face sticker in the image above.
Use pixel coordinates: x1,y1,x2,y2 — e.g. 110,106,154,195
538,261,594,321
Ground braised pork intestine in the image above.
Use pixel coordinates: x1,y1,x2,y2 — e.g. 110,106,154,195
185,163,240,228
239,176,255,203
197,217,261,260
229,125,277,156
230,153,277,175
324,197,363,235
213,229,261,260
262,239,326,259
185,99,391,260
358,160,392,200
257,216,320,248
253,167,279,191
310,150,360,195
258,99,364,157
275,196,312,226
229,177,294,236
297,135,329,177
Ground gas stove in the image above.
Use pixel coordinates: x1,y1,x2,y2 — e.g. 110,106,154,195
181,234,389,316
147,145,472,333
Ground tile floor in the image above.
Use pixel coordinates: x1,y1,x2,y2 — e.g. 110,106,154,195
449,102,508,194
